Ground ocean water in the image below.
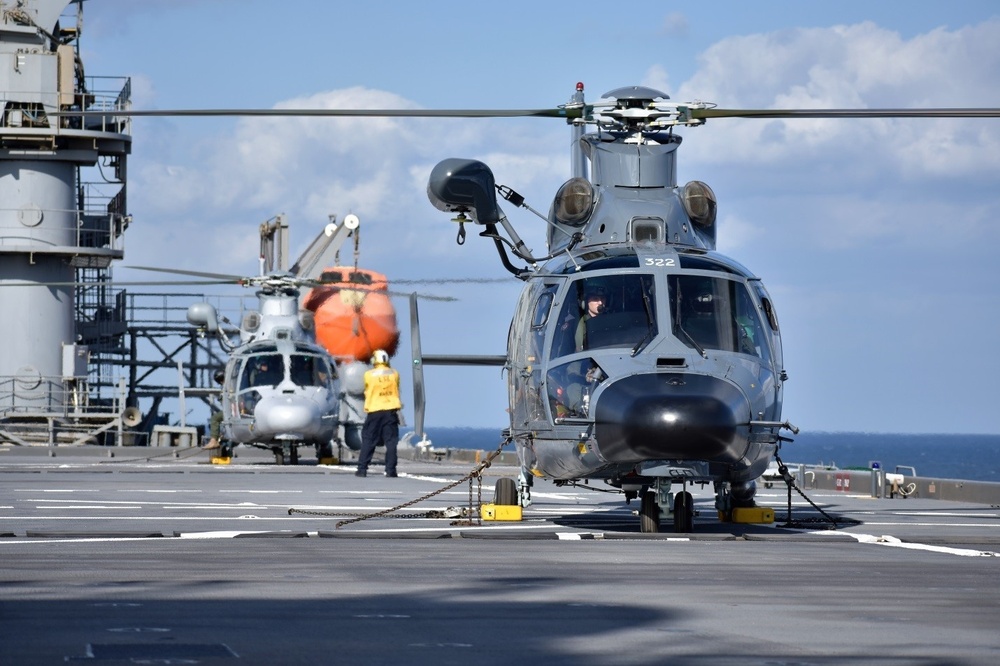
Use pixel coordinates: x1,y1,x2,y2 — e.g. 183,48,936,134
406,428,1000,483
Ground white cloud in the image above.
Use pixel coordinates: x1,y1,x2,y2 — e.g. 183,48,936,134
125,86,568,279
674,20,1000,178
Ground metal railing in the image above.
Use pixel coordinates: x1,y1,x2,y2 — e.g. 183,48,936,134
0,210,127,252
0,75,131,134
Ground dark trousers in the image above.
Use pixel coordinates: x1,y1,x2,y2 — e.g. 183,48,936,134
357,410,399,474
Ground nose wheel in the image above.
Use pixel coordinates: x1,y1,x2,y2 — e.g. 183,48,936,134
271,445,300,465
639,491,661,533
673,490,693,532
638,487,695,533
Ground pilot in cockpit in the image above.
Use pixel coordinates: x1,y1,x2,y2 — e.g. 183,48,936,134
248,356,281,388
575,286,607,352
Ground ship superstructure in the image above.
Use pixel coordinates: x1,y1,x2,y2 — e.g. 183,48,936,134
0,0,131,443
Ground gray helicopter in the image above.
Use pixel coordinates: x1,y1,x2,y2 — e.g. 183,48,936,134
422,84,1000,532
175,214,453,464
139,215,363,464
185,271,340,464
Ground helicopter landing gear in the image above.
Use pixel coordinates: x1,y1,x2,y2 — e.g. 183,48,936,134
270,445,302,465
639,491,661,533
637,483,695,533
494,477,518,505
517,469,533,507
673,490,694,533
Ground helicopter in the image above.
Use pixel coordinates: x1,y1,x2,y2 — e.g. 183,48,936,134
419,84,791,531
173,213,450,463
418,83,1000,532
183,269,341,465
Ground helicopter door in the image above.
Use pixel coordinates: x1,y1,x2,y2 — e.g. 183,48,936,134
509,282,556,428
753,281,784,415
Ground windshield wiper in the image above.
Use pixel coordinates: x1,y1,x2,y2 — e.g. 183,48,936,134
676,325,707,359
631,286,657,357
673,288,707,359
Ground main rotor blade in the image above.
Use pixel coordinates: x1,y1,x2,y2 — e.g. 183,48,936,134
126,265,245,281
691,107,1000,120
387,290,456,302
0,280,231,288
409,294,426,441
388,277,513,285
52,107,590,119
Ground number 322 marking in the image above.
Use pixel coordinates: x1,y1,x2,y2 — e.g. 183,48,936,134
644,258,676,267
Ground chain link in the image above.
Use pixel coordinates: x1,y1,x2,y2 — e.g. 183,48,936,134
774,453,854,528
99,445,209,464
287,436,512,528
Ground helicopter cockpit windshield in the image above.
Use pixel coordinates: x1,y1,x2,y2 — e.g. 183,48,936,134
289,353,334,387
239,350,334,391
669,275,771,363
545,274,657,421
550,274,658,358
241,353,284,389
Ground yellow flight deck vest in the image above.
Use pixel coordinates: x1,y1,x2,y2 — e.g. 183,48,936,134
363,365,402,413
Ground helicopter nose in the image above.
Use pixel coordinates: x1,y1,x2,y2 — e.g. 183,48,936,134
593,373,751,464
254,396,322,436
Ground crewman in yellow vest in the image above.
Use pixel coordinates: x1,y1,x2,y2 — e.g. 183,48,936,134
355,349,402,478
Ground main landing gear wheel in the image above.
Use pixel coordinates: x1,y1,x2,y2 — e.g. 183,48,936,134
494,477,518,505
673,490,694,533
289,446,299,465
272,447,285,465
639,491,661,533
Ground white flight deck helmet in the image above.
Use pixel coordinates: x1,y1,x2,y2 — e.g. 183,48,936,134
371,349,390,366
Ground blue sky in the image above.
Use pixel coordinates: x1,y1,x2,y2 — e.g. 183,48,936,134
79,1,1000,435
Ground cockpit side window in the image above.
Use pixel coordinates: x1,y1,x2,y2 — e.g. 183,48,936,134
549,274,657,359
532,290,555,328
754,283,780,332
530,287,556,363
226,359,240,389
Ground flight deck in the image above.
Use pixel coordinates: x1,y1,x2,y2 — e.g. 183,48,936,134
2,444,999,665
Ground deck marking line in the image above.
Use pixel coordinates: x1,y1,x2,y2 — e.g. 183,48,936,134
817,531,999,557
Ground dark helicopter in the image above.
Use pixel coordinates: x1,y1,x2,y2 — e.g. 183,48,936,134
422,85,791,532
421,84,1000,532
